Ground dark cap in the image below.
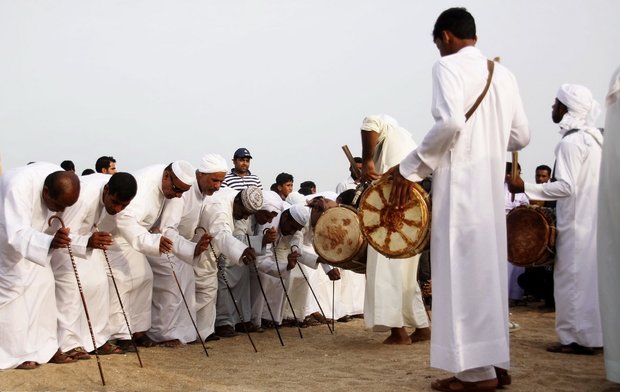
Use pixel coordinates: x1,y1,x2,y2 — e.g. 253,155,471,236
233,148,252,159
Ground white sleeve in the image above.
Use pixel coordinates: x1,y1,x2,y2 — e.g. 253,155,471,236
525,140,579,201
161,198,196,264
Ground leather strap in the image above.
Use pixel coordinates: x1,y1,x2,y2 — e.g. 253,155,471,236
465,59,495,121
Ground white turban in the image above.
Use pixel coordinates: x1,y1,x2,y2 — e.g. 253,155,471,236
199,154,228,174
172,160,195,185
262,191,284,213
240,186,263,213
556,84,601,132
288,204,311,226
286,191,306,205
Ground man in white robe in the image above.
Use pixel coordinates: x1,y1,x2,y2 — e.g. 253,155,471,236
195,186,263,339
388,8,530,390
598,66,620,383
146,154,226,345
105,161,195,350
0,164,80,369
360,114,430,345
51,172,137,358
510,84,603,355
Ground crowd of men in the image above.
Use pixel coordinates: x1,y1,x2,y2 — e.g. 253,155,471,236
1,7,618,390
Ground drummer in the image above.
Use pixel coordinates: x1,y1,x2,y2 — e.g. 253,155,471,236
360,114,430,345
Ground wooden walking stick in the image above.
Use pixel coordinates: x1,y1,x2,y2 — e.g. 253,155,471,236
511,151,519,202
247,234,285,346
94,224,143,367
48,216,105,386
291,245,332,334
273,236,303,339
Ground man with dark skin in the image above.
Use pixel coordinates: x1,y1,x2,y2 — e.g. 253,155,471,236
535,165,552,184
222,148,263,190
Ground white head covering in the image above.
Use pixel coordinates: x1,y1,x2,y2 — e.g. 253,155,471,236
307,191,338,202
240,186,263,213
288,204,311,226
172,160,195,185
286,191,306,205
198,154,228,174
262,191,284,213
556,84,602,132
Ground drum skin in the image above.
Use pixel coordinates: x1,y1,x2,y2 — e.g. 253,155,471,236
358,179,431,259
506,205,556,267
313,206,367,274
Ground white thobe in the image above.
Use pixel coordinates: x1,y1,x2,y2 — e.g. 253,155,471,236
361,114,429,332
335,175,358,194
504,183,529,301
51,173,112,352
598,67,620,383
399,46,530,373
525,128,603,348
147,177,204,344
105,165,166,338
0,162,62,369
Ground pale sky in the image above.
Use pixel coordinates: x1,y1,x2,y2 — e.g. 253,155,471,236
1,1,619,189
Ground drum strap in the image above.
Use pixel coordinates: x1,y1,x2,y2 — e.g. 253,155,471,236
465,59,495,121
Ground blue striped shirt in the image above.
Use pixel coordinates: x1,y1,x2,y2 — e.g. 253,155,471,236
222,169,263,190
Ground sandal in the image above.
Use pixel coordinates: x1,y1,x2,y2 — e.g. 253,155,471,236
65,346,91,360
158,339,182,348
133,333,157,347
16,361,39,370
431,376,498,391
547,342,595,355
48,350,76,364
93,342,125,355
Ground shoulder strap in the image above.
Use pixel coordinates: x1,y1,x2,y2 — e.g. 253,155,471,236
465,59,495,121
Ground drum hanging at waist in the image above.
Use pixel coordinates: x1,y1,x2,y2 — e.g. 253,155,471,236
506,205,556,267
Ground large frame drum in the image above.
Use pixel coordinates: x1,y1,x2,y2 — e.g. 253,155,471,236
358,179,431,259
506,205,556,267
312,206,367,274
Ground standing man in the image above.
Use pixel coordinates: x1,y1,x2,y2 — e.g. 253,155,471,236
388,8,529,390
360,114,430,345
509,84,603,355
222,148,263,190
0,163,80,369
95,156,117,174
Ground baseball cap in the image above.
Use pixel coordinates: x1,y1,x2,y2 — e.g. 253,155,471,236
233,148,252,159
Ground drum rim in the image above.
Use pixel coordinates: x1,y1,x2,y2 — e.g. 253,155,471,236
507,205,556,267
312,205,366,263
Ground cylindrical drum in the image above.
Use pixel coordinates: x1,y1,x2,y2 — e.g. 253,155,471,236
358,179,431,259
506,205,556,267
312,206,367,274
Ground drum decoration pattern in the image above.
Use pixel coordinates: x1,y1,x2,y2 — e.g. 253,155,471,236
358,179,431,258
506,205,556,267
312,206,367,274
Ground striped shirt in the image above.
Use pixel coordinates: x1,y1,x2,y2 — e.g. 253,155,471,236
222,169,263,190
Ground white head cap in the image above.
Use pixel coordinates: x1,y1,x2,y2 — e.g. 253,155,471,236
288,204,311,226
198,154,228,174
262,191,284,213
171,160,195,185
556,84,601,130
286,191,306,205
240,186,263,213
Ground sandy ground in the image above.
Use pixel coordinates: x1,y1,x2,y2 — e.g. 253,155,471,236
1,303,619,392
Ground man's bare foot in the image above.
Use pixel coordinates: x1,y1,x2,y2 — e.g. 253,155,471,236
410,327,431,343
382,327,411,345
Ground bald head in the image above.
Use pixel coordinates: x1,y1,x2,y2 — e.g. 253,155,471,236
42,171,80,212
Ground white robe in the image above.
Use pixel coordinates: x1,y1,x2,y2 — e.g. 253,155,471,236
525,128,603,348
598,66,620,383
51,173,112,352
399,46,530,372
146,179,204,344
0,162,62,369
105,165,167,338
361,114,429,332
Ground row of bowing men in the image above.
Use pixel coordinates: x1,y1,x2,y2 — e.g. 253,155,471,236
0,154,372,370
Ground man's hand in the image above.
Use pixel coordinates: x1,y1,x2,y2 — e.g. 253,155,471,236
361,160,381,182
287,250,300,271
326,268,341,281
262,227,277,246
506,173,525,194
159,236,173,254
51,227,71,249
194,233,213,256
240,247,256,265
87,231,113,250
384,164,414,209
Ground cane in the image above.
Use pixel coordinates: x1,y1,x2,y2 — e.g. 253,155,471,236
248,234,285,346
291,245,332,334
273,236,303,339
49,216,105,386
511,151,519,202
93,225,143,367
198,228,258,352
163,247,209,357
